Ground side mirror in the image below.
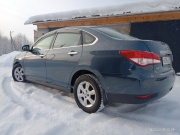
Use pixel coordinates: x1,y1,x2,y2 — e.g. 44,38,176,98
22,45,30,51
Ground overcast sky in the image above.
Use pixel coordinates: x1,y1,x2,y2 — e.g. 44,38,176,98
0,0,147,41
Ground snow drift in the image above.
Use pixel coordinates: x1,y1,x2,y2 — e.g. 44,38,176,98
0,52,180,135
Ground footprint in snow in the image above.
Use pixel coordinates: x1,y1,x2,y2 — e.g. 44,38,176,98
26,88,35,95
24,109,33,121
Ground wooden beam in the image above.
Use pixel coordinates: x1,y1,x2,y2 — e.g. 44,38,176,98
36,11,180,29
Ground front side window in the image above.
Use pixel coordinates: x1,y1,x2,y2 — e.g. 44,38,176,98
33,35,54,51
53,33,81,48
83,32,96,44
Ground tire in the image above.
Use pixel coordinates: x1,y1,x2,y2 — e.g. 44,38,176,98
74,74,104,113
12,64,25,82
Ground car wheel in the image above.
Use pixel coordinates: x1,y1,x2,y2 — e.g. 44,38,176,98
12,64,25,82
74,74,104,113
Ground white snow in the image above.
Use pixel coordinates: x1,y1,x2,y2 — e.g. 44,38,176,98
0,51,20,67
0,52,180,135
25,0,180,24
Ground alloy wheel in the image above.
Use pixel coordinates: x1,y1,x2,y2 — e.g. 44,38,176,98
14,67,24,82
77,81,96,108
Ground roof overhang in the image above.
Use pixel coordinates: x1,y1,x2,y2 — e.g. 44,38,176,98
25,0,180,26
33,10,180,29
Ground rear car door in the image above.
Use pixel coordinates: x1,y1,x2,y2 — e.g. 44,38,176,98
46,29,82,88
23,34,55,82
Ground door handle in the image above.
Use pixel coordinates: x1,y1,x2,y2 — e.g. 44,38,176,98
68,51,78,56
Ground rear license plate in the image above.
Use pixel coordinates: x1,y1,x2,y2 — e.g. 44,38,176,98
162,57,171,65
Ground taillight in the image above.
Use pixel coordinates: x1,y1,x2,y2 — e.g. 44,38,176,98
120,50,160,66
136,94,152,99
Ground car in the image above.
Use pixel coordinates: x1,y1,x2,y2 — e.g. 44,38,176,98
12,26,175,113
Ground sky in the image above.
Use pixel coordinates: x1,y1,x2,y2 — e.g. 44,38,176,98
0,0,148,42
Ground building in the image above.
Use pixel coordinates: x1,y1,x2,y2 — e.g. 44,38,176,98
25,0,180,72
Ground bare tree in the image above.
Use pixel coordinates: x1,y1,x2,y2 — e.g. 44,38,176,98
0,32,12,55
0,31,33,56
13,33,33,51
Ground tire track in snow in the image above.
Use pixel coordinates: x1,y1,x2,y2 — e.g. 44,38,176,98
1,70,180,134
103,103,180,133
1,76,117,135
3,76,180,131
2,76,73,121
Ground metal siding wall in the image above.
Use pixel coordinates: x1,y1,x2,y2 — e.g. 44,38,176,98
37,28,50,39
130,20,180,73
49,24,131,34
99,23,131,34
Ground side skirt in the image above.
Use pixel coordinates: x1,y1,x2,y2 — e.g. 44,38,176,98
25,76,71,93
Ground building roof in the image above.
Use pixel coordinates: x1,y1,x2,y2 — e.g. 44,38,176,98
25,0,180,25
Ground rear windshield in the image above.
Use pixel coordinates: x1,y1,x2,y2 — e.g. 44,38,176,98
93,27,138,40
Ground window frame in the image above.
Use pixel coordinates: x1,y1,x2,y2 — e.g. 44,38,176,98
82,31,98,46
52,30,83,49
32,34,56,51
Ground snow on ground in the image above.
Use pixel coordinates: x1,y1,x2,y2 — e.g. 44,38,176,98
0,52,180,135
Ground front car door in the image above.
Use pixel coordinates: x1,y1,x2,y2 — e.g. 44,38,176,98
46,29,82,88
23,34,55,82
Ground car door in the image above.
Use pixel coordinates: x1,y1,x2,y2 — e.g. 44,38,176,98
46,29,82,88
23,34,55,82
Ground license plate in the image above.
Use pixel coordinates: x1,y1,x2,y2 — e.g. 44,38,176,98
162,57,171,65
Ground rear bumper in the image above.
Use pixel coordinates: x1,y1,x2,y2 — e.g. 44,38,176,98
106,86,173,104
102,69,175,104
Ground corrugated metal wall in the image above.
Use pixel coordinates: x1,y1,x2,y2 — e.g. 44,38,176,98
130,20,180,73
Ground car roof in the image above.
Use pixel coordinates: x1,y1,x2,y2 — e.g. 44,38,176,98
42,26,95,36
41,26,137,41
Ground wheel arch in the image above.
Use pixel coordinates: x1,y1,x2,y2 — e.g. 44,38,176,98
70,68,109,106
70,70,97,93
69,66,105,92
12,62,25,82
13,58,24,69
13,62,20,66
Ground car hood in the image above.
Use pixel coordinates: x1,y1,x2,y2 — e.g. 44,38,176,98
14,52,27,61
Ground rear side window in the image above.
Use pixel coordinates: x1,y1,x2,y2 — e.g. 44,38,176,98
53,33,81,48
83,32,96,44
93,27,138,40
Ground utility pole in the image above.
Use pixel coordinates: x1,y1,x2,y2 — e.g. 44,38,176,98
10,31,14,51
10,31,16,51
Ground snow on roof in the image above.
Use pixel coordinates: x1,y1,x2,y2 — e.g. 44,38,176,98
25,0,180,24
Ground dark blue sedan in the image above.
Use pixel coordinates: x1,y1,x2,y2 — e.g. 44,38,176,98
12,26,175,113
